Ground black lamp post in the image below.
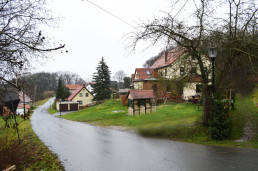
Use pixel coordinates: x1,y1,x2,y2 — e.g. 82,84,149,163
208,47,217,93
59,98,62,116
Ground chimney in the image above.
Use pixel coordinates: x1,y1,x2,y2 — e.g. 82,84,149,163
83,84,85,87
165,51,168,62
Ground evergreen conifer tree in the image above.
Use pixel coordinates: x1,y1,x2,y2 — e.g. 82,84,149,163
56,77,71,100
92,57,111,101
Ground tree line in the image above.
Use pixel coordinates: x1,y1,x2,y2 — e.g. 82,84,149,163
18,71,85,101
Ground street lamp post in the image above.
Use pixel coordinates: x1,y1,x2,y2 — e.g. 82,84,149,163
208,47,217,93
59,98,62,116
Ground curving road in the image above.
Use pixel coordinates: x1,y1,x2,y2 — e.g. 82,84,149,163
31,98,258,171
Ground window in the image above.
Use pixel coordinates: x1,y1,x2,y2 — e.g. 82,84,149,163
180,67,185,75
85,93,88,97
146,70,151,76
77,100,82,105
79,93,82,97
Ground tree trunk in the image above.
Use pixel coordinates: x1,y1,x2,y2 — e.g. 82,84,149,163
202,84,210,126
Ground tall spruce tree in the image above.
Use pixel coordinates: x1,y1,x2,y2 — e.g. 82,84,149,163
92,57,111,101
56,77,71,101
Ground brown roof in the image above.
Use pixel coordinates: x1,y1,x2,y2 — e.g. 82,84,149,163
67,85,92,101
129,90,156,99
151,47,185,69
131,74,135,82
18,104,31,109
65,84,81,90
134,68,155,80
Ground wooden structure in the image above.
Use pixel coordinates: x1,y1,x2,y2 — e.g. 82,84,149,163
127,90,156,115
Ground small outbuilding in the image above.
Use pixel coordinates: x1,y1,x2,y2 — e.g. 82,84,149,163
127,90,156,115
56,101,79,112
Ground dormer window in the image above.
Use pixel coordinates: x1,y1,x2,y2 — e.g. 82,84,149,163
146,70,151,77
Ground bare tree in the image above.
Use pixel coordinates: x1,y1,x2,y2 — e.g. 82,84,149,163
0,0,65,90
113,70,127,82
130,0,257,126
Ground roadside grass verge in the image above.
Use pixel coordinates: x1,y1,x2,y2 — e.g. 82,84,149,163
230,91,258,145
48,107,58,115
33,97,52,107
0,98,63,170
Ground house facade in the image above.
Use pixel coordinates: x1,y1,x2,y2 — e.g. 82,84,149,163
132,47,211,100
133,68,157,90
67,84,94,107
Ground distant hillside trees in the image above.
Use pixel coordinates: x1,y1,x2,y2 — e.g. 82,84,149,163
92,57,111,100
19,72,85,101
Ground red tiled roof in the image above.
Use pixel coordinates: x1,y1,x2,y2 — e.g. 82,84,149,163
129,90,156,99
67,85,92,101
18,104,31,109
65,84,81,90
87,82,96,85
151,47,185,69
134,68,155,80
131,74,135,82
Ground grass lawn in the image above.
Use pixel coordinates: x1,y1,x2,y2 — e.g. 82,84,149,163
48,107,58,114
0,99,63,170
62,91,258,148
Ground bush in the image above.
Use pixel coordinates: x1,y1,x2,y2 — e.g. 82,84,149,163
121,95,128,106
209,99,232,140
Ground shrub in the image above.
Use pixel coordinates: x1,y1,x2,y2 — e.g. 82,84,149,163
121,95,128,106
209,99,232,140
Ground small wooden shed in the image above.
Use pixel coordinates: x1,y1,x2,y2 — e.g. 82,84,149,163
127,90,156,115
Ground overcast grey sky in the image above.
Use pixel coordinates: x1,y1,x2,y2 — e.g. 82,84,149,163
34,0,197,81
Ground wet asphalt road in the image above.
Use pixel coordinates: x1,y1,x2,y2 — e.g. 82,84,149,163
31,98,258,171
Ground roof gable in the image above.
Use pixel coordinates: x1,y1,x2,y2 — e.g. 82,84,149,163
134,68,155,80
151,47,185,69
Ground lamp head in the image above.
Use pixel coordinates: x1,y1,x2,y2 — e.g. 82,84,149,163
208,47,217,59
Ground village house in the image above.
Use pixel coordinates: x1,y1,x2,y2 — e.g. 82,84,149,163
57,84,94,111
131,47,212,100
67,84,94,107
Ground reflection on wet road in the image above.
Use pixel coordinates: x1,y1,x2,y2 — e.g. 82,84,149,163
31,98,258,171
